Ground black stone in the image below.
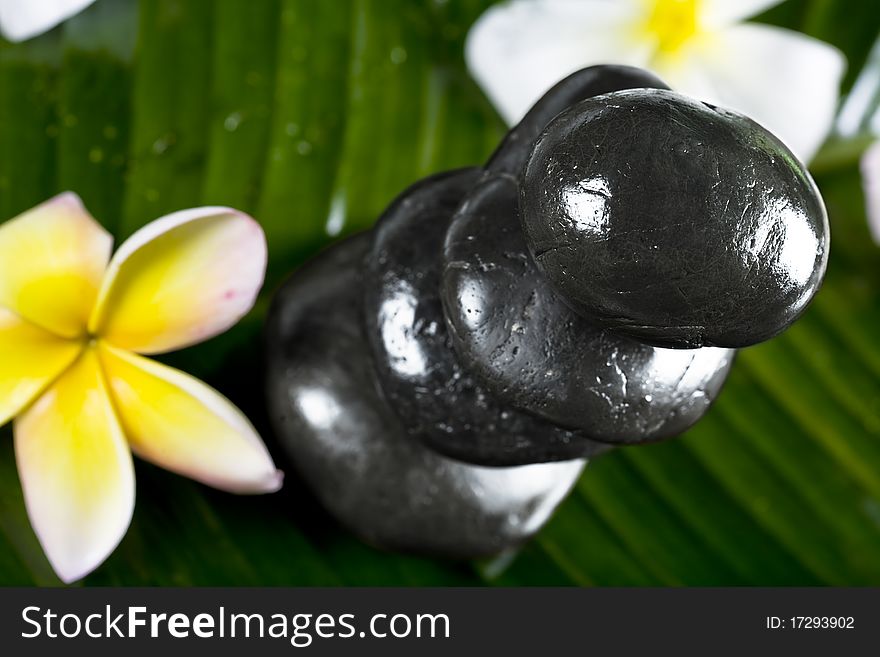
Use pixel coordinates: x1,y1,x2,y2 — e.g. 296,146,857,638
265,234,586,557
487,65,669,176
365,169,609,465
520,88,829,348
442,174,735,443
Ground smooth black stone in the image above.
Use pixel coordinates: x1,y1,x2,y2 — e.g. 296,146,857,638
265,234,586,558
365,168,609,466
442,175,735,443
487,65,669,176
520,88,829,349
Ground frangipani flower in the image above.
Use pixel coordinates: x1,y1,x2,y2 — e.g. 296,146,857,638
0,0,95,42
0,192,281,583
466,0,846,162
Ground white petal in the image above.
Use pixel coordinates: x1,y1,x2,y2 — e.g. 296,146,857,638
466,0,649,124
836,38,880,137
0,0,95,42
860,141,880,245
700,0,784,29
661,24,845,162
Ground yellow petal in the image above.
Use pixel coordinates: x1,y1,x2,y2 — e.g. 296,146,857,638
0,308,83,426
0,192,112,338
14,348,134,584
98,343,282,493
89,207,267,354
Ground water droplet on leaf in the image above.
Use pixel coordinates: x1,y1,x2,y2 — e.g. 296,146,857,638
224,112,243,132
390,46,407,64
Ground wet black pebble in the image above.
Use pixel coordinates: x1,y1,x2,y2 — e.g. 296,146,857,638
265,234,586,557
442,174,734,443
520,88,829,348
365,168,609,465
487,65,669,176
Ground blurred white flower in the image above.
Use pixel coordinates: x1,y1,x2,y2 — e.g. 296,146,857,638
0,0,95,42
466,0,846,162
860,141,880,245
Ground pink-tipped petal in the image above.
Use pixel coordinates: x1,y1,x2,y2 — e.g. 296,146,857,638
98,343,282,494
89,207,267,354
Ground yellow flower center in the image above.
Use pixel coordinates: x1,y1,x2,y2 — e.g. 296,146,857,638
644,0,701,56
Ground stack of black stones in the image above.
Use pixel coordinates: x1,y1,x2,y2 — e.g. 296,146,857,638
265,66,829,558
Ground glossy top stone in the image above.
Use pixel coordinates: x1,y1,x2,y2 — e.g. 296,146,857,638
520,88,829,349
365,168,609,466
487,65,669,176
442,174,734,443
265,234,586,557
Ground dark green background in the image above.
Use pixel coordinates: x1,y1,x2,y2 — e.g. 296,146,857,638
1,0,880,586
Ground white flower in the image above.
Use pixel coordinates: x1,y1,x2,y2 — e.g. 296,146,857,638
0,0,95,42
466,0,846,162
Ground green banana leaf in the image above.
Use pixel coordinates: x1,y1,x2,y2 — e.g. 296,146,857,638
1,0,880,586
